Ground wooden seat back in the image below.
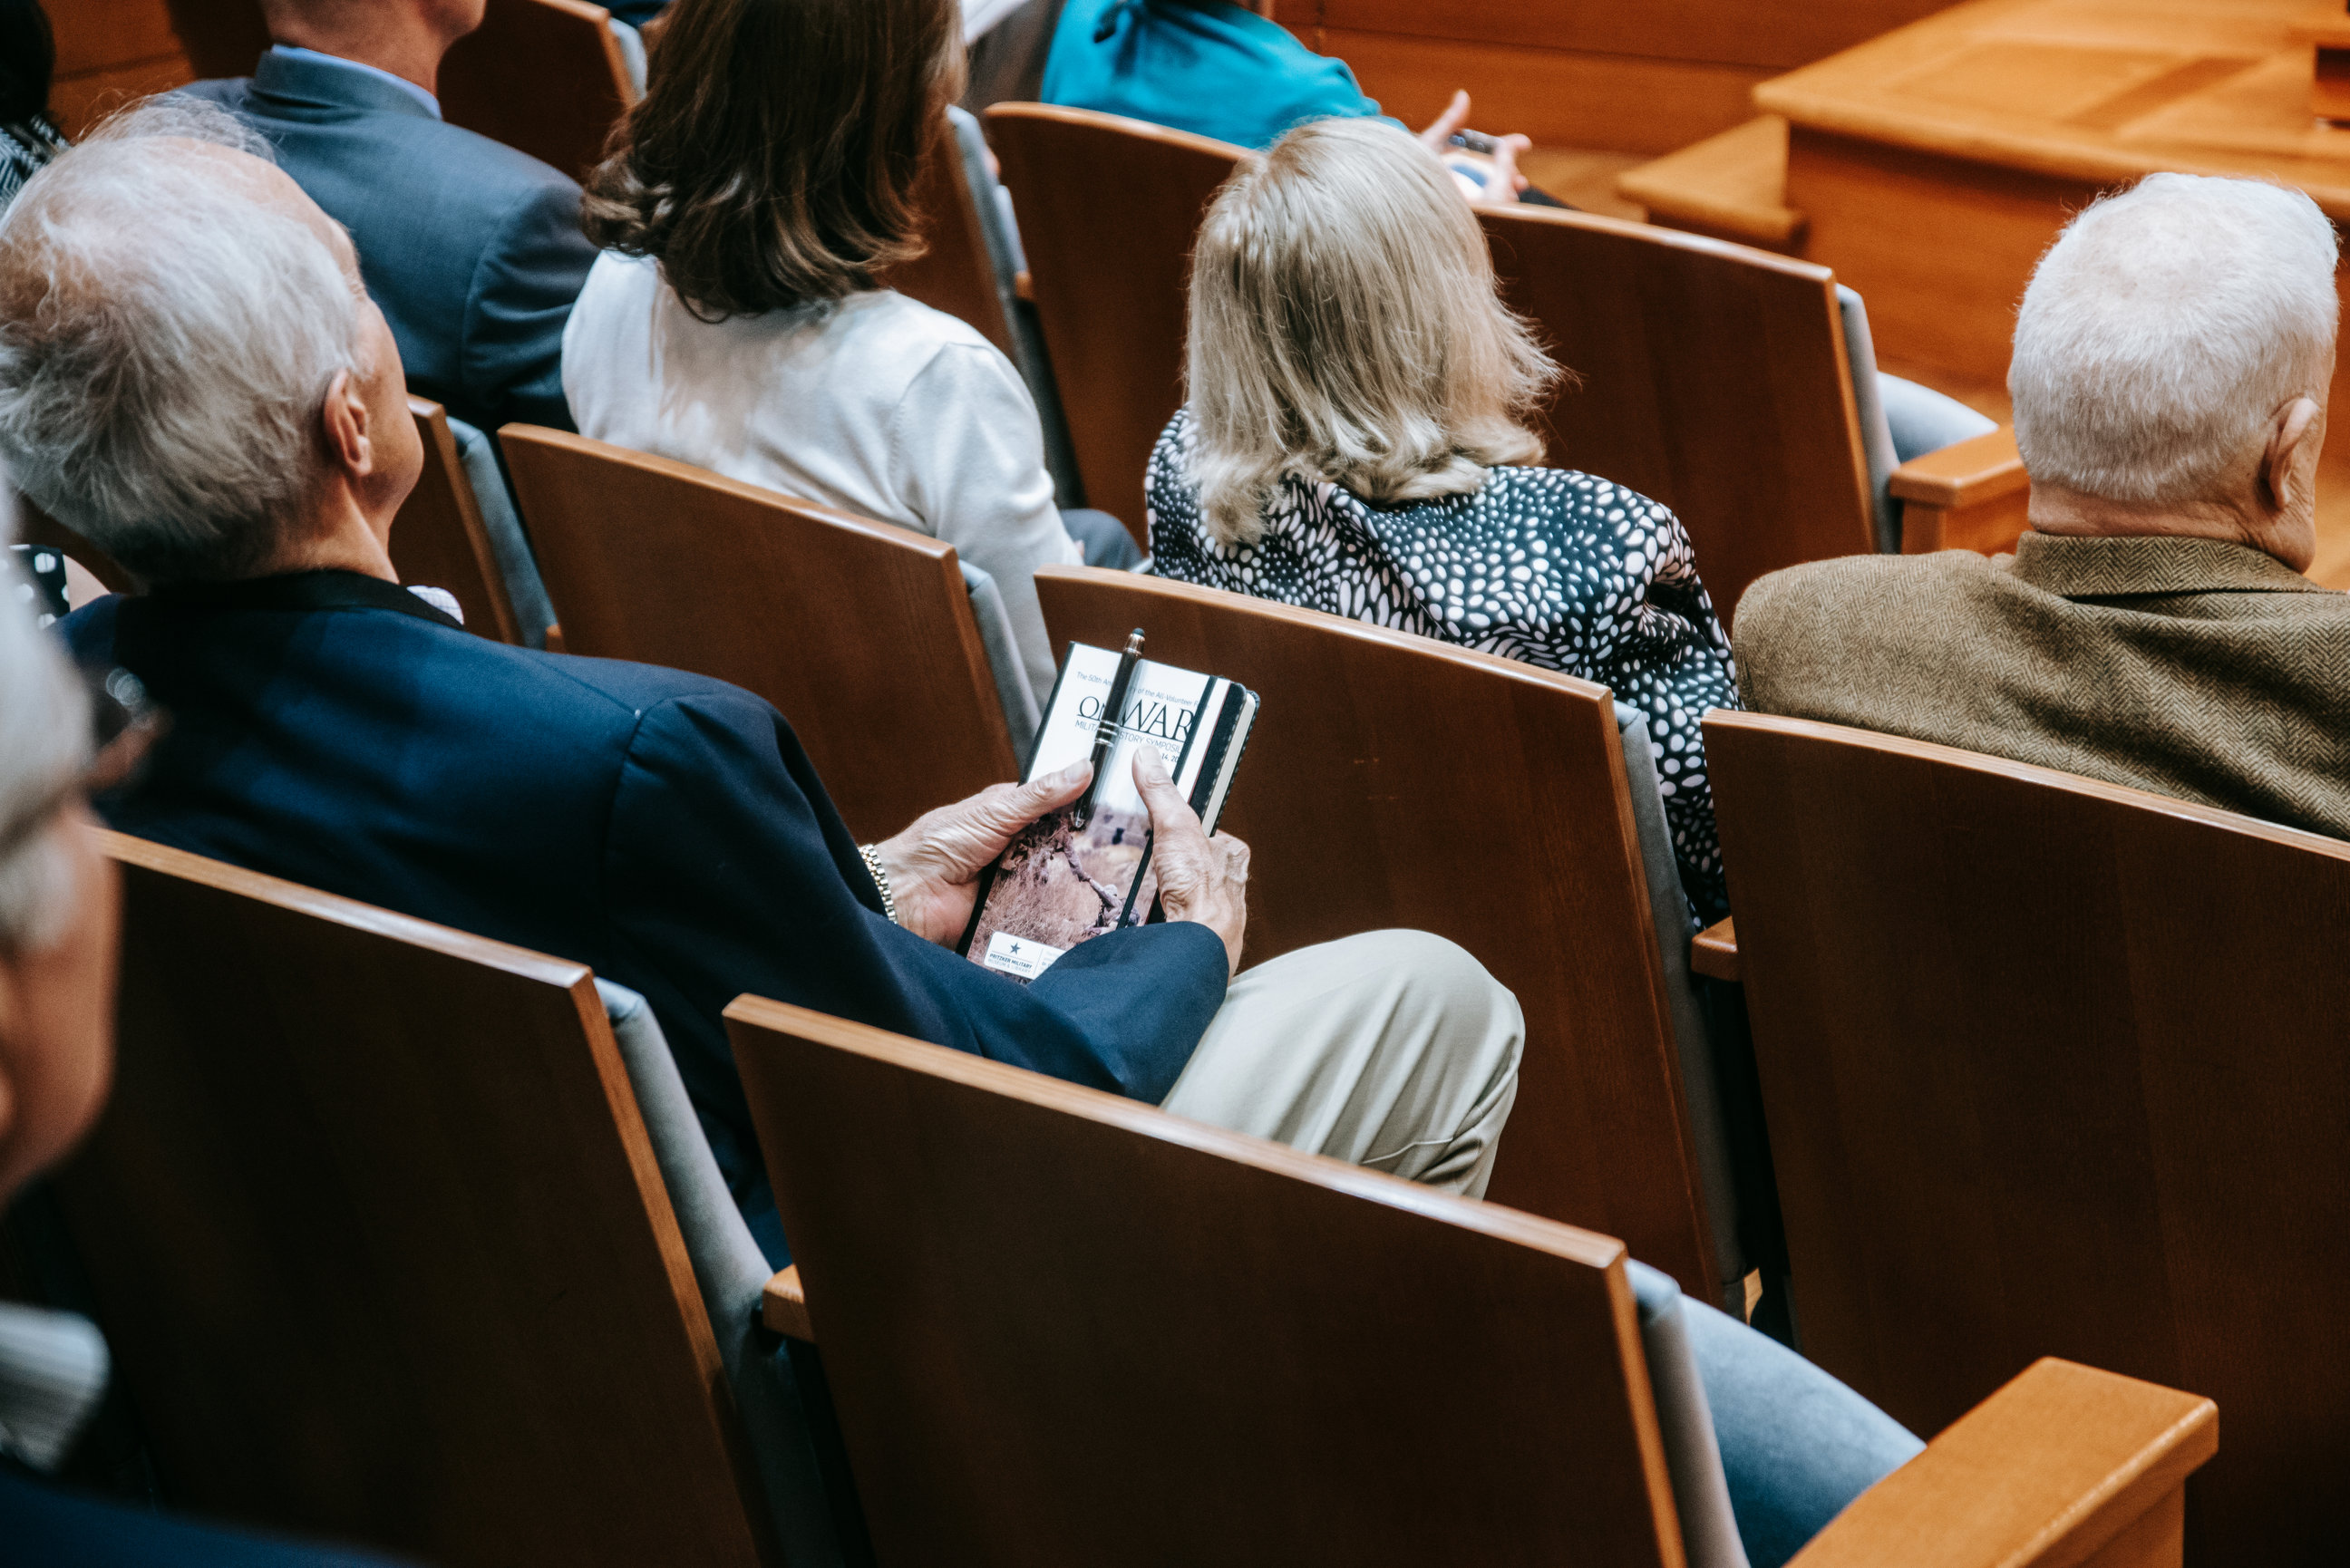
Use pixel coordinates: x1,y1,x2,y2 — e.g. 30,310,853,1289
59,833,777,1568
986,103,1241,533
728,999,2220,1568
393,396,524,644
440,0,636,183
15,498,137,595
1034,565,1716,1298
881,121,1017,359
730,999,1685,1567
1704,712,2350,1563
499,426,1018,843
1479,207,1874,625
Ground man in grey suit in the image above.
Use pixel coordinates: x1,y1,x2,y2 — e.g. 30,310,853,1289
183,0,597,433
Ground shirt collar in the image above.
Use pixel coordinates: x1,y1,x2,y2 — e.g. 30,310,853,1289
2007,530,2335,599
263,44,443,120
142,568,466,630
0,1304,109,1475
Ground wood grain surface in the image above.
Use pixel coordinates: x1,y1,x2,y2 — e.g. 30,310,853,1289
439,0,636,185
500,426,1018,844
1889,424,2031,557
986,104,1242,535
1705,711,2350,1563
1792,1359,2215,1568
726,996,1685,1568
392,397,526,644
60,833,778,1567
1479,204,1875,626
52,0,199,135
880,121,1018,360
1036,566,1720,1300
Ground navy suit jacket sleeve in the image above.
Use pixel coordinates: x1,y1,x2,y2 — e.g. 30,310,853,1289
464,176,597,432
597,686,1229,1178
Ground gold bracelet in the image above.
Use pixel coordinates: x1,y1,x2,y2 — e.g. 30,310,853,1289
858,844,900,925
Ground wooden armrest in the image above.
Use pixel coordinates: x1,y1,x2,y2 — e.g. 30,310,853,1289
1614,116,1805,251
1691,918,1738,983
1893,426,2030,557
1791,1359,2215,1568
762,1265,814,1341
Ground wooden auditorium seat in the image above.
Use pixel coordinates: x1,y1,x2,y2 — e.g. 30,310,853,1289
1479,204,2026,623
499,426,1021,844
725,998,2219,1568
393,396,528,644
881,114,1019,361
14,499,137,597
985,103,1243,537
1035,564,1730,1302
1704,711,2350,1563
437,0,638,183
53,832,783,1568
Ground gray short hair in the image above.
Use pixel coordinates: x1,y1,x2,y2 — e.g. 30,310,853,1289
0,483,91,950
2010,173,2338,504
0,96,366,583
1184,117,1559,547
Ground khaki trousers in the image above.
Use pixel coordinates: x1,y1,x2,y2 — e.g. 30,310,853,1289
1159,930,1524,1198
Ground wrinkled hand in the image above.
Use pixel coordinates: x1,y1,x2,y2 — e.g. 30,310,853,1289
872,762,1092,944
1132,744,1248,976
1417,90,1531,206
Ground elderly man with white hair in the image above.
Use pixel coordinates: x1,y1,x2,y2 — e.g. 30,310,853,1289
1736,172,2349,840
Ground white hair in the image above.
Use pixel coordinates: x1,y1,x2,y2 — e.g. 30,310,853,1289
0,481,91,951
1184,116,1559,547
0,96,367,583
2010,173,2338,504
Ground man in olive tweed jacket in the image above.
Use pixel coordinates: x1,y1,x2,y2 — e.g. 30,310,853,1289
1736,172,2350,846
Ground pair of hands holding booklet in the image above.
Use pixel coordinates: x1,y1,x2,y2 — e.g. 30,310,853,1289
866,749,1253,977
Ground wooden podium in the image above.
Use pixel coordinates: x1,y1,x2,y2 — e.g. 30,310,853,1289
1626,0,2350,586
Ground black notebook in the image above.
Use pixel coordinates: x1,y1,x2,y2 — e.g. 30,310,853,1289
957,640,1259,982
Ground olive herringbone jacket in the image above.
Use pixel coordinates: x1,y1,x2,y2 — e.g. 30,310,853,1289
1733,531,2350,843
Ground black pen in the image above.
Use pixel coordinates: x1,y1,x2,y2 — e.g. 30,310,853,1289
1072,628,1144,829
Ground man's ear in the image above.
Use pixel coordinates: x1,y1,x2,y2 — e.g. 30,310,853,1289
2260,395,2324,517
318,367,375,487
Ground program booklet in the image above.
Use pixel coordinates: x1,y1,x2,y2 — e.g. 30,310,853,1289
957,640,1258,983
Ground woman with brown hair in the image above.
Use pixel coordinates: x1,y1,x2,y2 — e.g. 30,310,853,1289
563,0,1119,706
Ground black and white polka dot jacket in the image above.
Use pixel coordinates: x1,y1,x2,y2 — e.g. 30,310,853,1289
1147,409,1737,920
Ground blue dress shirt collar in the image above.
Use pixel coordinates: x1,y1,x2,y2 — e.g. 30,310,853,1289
264,44,443,120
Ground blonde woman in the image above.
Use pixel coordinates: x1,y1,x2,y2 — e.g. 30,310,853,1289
1147,116,1738,918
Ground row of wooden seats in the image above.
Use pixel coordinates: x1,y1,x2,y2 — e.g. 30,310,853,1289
986,102,2029,609
34,454,2350,1553
55,820,2221,1567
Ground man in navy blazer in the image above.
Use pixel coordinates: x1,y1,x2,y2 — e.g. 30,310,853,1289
6,111,1525,1263
181,0,595,434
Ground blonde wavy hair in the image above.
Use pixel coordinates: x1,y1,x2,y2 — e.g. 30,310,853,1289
1183,116,1560,546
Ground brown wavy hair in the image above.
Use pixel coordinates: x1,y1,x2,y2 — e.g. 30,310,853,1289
582,0,966,320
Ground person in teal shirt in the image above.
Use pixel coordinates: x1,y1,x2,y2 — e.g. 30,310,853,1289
1043,0,1529,199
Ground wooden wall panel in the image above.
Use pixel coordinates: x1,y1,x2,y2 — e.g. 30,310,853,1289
1326,28,1772,153
1287,0,1966,154
47,0,195,137
1317,0,1966,72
